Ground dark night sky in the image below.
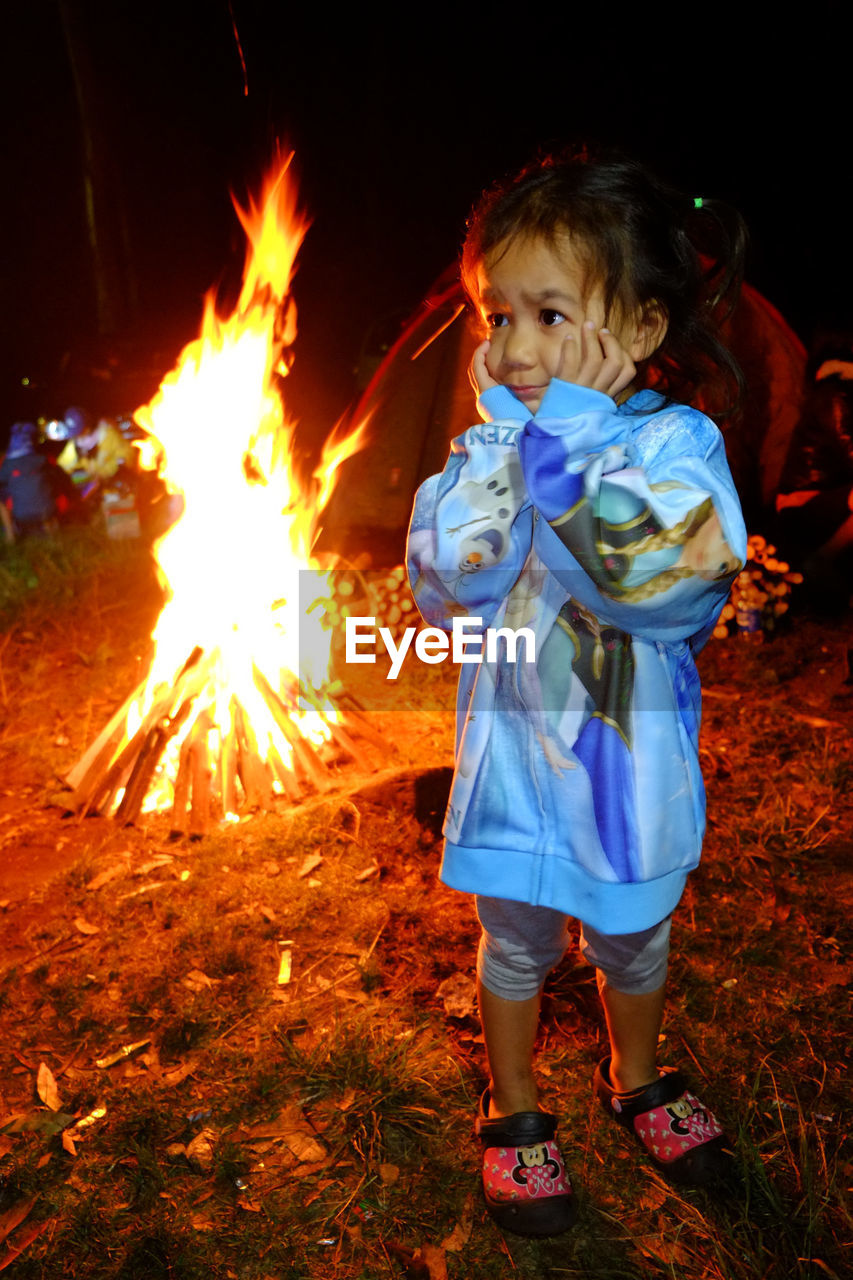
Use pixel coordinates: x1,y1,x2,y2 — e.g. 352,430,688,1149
3,1,851,442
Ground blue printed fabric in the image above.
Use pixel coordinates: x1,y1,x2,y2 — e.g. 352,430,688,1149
407,379,747,935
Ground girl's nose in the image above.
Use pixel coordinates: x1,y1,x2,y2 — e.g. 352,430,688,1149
500,324,536,369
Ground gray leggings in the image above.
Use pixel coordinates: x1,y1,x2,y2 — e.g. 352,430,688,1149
476,896,671,1000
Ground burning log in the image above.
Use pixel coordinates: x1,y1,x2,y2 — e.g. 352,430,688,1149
234,703,274,810
169,724,195,834
188,713,213,838
253,669,333,794
71,650,207,817
219,705,239,819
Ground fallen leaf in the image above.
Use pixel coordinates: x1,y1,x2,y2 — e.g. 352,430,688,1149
73,918,100,936
244,1107,327,1164
86,864,126,891
385,1243,429,1278
247,1152,294,1172
185,1128,217,1171
118,880,169,901
0,1111,75,1136
61,1131,77,1157
0,1219,50,1271
136,855,174,875
436,972,477,1019
379,1163,400,1186
160,1059,198,1088
283,1128,327,1163
441,1196,474,1251
183,969,219,993
297,853,323,878
340,988,369,1004
236,1194,263,1212
417,1243,448,1280
36,1063,61,1112
95,1038,151,1069
0,1195,38,1245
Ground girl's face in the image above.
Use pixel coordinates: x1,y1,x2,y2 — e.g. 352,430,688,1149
475,233,651,413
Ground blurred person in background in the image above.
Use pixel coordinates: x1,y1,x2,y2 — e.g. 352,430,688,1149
57,406,135,498
775,334,853,613
0,421,59,537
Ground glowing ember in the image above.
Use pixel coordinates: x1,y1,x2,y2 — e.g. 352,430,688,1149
67,156,368,829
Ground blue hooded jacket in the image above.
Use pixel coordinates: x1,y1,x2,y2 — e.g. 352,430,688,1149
407,379,747,935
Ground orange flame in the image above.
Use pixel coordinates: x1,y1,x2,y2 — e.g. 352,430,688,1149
119,156,366,817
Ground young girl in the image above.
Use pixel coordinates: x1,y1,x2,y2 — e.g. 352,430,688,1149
407,150,748,1237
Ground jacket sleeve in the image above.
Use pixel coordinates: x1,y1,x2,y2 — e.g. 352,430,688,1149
407,418,534,631
518,379,747,644
476,384,529,424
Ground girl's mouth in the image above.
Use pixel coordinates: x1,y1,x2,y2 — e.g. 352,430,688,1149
507,384,546,401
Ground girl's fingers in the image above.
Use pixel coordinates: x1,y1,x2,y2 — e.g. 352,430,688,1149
575,323,635,396
468,340,496,394
572,320,606,388
556,333,578,382
597,327,636,396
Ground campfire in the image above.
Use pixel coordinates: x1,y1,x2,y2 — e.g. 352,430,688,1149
65,156,379,834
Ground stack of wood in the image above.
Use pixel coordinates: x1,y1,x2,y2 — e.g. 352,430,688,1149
65,647,385,835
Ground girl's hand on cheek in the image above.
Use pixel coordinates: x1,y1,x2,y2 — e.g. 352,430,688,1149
556,321,636,400
468,340,499,396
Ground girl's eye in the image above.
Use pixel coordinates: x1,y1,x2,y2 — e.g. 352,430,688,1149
540,309,567,327
485,313,508,329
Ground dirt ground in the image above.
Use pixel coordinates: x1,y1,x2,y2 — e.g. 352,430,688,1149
1,537,851,1278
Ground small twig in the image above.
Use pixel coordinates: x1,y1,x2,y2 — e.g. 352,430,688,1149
801,804,831,841
55,1043,87,1080
791,712,846,730
673,1032,709,1082
24,935,82,967
360,915,390,965
213,1011,256,1044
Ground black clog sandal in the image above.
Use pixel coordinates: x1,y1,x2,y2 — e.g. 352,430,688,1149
475,1089,577,1236
593,1056,735,1187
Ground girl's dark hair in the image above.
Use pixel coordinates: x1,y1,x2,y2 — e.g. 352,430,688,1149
461,146,747,418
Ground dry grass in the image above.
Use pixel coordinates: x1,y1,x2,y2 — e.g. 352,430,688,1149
0,533,851,1278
